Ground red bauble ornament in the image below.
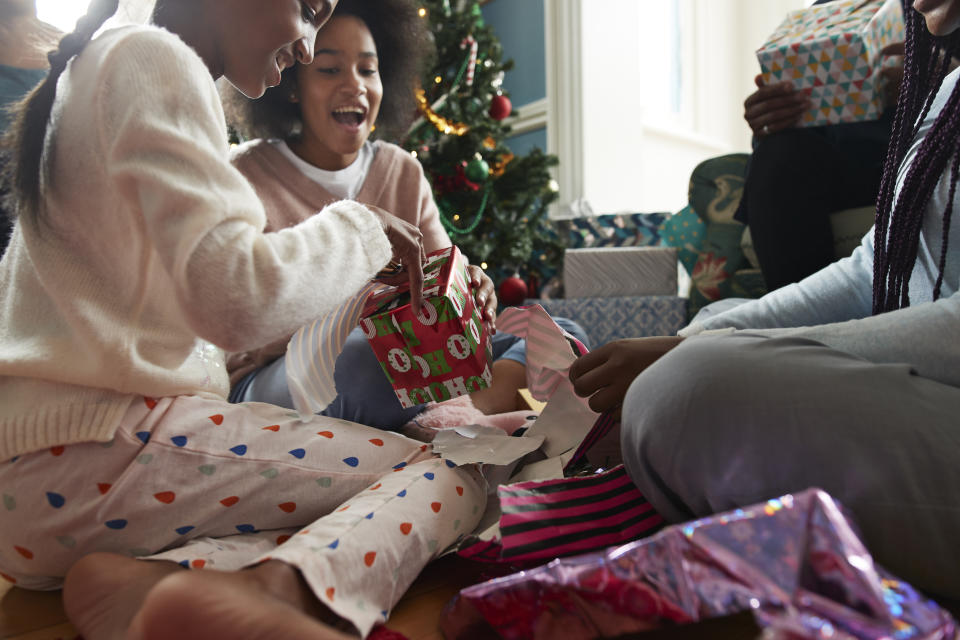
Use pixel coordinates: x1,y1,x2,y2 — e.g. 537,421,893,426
489,94,512,121
498,275,528,307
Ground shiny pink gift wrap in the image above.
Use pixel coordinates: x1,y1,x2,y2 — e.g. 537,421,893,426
441,488,958,640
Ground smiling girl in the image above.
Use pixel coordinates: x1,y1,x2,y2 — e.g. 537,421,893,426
0,0,486,638
224,0,589,428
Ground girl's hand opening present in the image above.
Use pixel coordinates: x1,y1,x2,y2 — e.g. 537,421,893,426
569,336,684,418
367,204,427,316
466,263,497,334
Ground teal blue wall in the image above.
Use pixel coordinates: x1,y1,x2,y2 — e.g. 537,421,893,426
481,0,547,152
480,0,546,106
506,128,548,156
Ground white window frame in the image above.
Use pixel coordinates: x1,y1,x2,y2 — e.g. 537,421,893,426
544,0,809,218
545,0,587,218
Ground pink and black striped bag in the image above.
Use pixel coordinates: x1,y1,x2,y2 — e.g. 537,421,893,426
455,308,665,564
457,415,664,564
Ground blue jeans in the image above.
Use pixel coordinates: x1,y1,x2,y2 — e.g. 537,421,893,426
229,317,589,430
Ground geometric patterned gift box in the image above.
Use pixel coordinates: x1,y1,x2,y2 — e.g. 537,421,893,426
538,212,669,298
524,296,688,348
757,0,904,127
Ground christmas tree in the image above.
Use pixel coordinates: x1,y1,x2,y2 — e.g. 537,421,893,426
401,0,562,304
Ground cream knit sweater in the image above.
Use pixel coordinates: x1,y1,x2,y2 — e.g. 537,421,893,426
225,139,452,385
0,25,392,458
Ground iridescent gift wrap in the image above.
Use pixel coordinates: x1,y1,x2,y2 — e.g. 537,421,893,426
441,488,957,640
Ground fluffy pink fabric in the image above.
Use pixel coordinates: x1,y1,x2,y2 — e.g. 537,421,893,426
403,394,538,438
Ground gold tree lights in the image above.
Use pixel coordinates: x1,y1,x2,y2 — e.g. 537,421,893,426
402,0,562,299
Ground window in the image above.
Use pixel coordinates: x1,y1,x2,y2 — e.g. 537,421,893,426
36,0,154,32
36,0,87,32
547,0,808,217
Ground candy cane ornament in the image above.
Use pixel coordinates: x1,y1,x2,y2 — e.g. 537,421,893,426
460,35,478,87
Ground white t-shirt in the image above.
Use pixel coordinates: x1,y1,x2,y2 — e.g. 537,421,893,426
271,139,377,201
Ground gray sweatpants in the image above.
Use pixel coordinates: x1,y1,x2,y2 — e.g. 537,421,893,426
620,332,960,598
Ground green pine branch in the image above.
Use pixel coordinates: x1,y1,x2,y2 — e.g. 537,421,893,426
396,0,565,288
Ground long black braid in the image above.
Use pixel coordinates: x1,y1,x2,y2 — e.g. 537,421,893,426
873,0,960,313
3,0,120,227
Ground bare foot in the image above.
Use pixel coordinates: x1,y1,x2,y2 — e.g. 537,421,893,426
63,552,183,640
127,561,356,640
65,554,354,640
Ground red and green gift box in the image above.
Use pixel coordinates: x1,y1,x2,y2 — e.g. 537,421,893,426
756,0,904,127
359,245,492,408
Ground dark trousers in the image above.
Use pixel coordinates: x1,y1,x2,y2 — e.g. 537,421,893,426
737,116,891,290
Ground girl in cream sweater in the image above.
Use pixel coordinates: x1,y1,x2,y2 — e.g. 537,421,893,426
0,0,485,638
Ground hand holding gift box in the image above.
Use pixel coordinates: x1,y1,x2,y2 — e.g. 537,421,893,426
360,245,493,408
757,0,904,128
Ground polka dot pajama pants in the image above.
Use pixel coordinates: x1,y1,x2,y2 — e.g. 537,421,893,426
0,394,486,636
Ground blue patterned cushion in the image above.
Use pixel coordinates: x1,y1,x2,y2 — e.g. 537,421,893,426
658,205,706,274
687,222,750,316
524,296,688,347
548,213,668,249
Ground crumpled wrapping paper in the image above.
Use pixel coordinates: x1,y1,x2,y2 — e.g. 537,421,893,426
441,488,957,639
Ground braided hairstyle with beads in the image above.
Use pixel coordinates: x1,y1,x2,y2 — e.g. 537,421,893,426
4,0,120,226
873,0,960,313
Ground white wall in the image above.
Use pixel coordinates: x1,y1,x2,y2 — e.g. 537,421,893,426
549,0,810,216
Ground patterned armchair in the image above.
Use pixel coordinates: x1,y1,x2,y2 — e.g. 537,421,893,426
664,153,875,316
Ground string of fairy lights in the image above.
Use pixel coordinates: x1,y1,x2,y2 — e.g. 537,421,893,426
411,3,516,241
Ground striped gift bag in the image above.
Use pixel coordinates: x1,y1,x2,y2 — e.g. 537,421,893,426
498,465,664,562
458,465,664,564
564,411,618,473
455,309,663,564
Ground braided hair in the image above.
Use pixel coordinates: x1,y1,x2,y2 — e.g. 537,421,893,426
873,0,960,313
3,0,120,227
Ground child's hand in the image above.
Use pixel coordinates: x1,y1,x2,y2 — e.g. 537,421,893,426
569,337,684,418
466,264,497,334
366,204,427,316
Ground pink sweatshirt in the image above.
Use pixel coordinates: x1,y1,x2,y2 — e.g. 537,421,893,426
227,138,452,384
